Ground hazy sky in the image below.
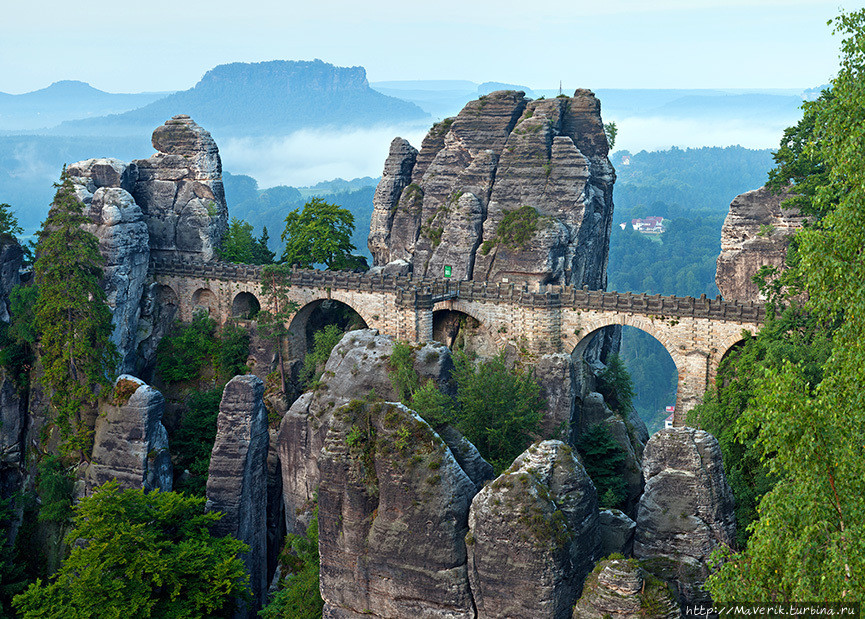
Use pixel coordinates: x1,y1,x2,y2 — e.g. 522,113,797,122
0,0,853,94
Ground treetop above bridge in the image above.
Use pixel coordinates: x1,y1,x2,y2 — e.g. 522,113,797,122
151,257,765,324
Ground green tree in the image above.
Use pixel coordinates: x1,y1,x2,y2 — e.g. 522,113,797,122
0,203,23,240
12,481,249,618
280,198,357,269
170,388,223,496
604,122,618,150
34,169,118,454
0,496,29,617
258,265,299,393
706,10,865,601
155,312,218,384
260,508,323,619
451,352,545,473
218,217,275,265
218,322,252,380
576,424,627,509
596,354,635,416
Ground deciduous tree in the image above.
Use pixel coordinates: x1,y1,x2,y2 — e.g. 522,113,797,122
706,10,865,600
280,198,357,269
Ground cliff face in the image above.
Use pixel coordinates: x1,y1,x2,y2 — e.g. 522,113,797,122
369,90,615,287
66,116,227,373
715,186,805,302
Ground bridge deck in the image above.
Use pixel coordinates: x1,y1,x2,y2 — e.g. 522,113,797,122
151,258,765,324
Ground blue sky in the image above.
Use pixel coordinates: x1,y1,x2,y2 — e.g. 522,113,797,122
0,0,853,94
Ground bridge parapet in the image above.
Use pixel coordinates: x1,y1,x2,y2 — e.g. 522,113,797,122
150,259,765,323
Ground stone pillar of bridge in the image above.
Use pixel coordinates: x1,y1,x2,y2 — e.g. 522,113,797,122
519,290,563,355
674,351,710,426
396,288,434,343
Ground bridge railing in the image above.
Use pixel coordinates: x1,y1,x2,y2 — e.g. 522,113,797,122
150,259,765,323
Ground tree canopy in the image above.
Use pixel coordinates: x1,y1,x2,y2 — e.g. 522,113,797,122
12,482,249,619
704,10,865,601
218,217,275,265
279,197,360,269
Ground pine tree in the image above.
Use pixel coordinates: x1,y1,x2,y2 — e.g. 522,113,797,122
34,168,118,455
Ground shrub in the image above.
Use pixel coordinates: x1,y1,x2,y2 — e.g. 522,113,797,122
388,341,418,403
156,312,217,383
300,324,345,388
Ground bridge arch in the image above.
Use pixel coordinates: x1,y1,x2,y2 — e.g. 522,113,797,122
432,299,510,356
565,313,696,425
156,284,178,308
231,291,261,319
286,298,370,361
191,288,218,317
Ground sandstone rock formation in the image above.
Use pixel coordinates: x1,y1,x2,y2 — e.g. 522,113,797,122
319,401,476,619
68,159,150,374
571,558,678,619
369,90,615,288
66,117,227,373
634,427,736,606
206,375,269,617
277,331,469,534
85,375,172,493
578,391,645,515
716,185,805,302
467,440,600,618
0,369,25,468
0,238,23,324
598,509,636,557
130,115,228,261
534,353,576,441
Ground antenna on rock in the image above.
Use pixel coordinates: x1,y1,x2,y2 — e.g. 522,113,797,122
558,80,563,96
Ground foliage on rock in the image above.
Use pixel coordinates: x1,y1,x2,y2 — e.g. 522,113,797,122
300,324,344,388
12,482,249,618
34,168,118,452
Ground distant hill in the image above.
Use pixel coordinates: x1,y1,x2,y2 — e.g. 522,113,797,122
52,60,429,137
0,80,167,131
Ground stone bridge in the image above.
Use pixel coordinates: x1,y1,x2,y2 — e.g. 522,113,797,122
151,258,765,424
